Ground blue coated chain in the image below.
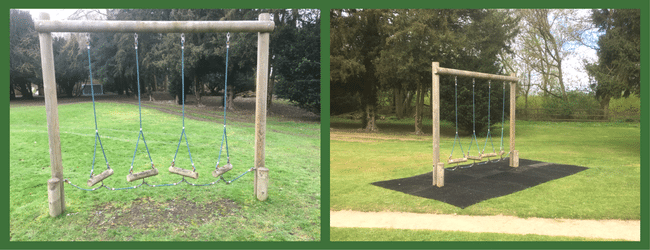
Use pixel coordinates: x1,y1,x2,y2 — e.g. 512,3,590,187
130,33,155,174
172,34,195,171
467,78,480,157
449,76,465,158
86,34,110,178
216,32,231,169
482,80,495,155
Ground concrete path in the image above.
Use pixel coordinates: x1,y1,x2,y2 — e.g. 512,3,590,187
331,210,640,241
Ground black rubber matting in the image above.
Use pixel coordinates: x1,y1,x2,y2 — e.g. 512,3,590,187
371,159,588,208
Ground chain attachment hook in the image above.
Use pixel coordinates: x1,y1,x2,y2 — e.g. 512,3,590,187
181,33,185,49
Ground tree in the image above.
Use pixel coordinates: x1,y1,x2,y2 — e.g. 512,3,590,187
272,9,321,114
375,9,518,134
517,9,591,102
330,9,387,132
586,9,640,110
54,34,88,97
10,9,40,99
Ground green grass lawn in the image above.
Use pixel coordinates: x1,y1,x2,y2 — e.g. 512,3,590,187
10,102,320,241
330,227,620,241
330,118,640,220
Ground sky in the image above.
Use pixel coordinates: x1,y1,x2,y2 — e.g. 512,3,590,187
23,9,79,21
21,8,599,93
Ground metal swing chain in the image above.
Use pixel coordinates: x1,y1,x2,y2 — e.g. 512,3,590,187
85,33,110,178
129,33,155,174
449,76,465,161
171,33,196,172
216,32,231,169
467,78,480,158
66,32,252,192
482,80,495,155
500,81,509,161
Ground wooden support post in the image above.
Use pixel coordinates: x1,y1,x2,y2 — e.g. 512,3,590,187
509,73,519,167
255,167,269,201
47,178,62,217
254,13,270,201
39,13,65,217
431,62,443,187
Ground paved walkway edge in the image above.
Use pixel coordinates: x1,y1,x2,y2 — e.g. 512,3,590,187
330,210,640,241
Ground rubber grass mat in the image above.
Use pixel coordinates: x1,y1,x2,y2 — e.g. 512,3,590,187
371,159,588,208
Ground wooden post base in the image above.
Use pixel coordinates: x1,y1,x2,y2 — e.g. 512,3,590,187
432,162,444,187
87,168,114,187
169,166,198,179
48,178,64,217
510,150,519,167
254,167,269,201
212,163,233,178
126,168,159,182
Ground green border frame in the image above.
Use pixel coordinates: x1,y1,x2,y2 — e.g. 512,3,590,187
4,0,649,249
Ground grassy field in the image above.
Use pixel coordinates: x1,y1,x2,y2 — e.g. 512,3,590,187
330,117,640,220
10,101,320,241
330,227,620,241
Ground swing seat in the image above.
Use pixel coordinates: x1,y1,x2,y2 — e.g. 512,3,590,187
481,152,498,158
447,157,468,164
87,168,114,187
169,166,199,179
212,163,233,178
499,150,505,156
467,155,482,161
126,168,159,182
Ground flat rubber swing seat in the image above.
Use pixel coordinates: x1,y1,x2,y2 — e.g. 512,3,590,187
169,165,198,179
87,168,114,187
126,168,159,182
212,163,233,178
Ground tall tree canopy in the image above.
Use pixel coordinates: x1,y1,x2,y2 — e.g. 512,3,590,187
8,9,321,114
331,9,518,134
586,9,640,110
330,9,387,132
10,9,40,99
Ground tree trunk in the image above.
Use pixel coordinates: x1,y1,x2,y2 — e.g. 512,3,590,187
164,74,169,92
267,64,275,110
600,95,611,120
395,87,404,119
10,86,16,100
194,75,202,106
364,104,378,132
267,73,275,110
226,86,236,111
414,84,424,135
404,90,414,116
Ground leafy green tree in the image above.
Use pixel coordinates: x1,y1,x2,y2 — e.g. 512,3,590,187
272,9,321,114
375,9,518,134
330,9,387,132
54,34,88,97
586,9,640,110
10,9,40,99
